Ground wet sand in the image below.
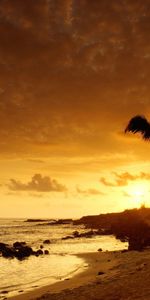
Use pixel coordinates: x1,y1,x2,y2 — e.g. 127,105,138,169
9,249,150,300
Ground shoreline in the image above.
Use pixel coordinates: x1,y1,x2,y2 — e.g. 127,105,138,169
8,251,119,300
8,248,150,300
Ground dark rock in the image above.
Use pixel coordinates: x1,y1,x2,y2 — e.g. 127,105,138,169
0,242,47,260
13,242,26,249
120,238,127,243
128,237,144,251
15,246,34,259
81,230,95,238
98,248,102,252
121,249,128,253
0,243,8,251
62,230,98,240
2,247,15,258
96,228,113,235
44,250,49,255
40,245,44,249
73,231,80,237
36,249,43,255
62,236,74,240
43,239,51,244
55,219,73,225
1,290,8,294
98,271,105,275
25,219,49,222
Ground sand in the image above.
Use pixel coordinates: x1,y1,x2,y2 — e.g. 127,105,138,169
8,249,150,300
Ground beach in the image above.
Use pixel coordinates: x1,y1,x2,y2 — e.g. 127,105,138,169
0,218,127,298
9,248,150,300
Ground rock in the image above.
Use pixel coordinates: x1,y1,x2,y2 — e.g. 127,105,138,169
121,249,128,253
36,249,43,256
128,237,144,251
0,242,48,260
98,271,105,275
25,219,48,222
62,236,74,240
55,219,73,225
120,238,127,243
2,246,15,258
70,230,96,239
43,239,51,244
13,242,26,249
1,290,8,294
40,245,44,249
81,230,95,238
96,228,113,235
98,248,102,252
1,244,33,259
15,246,34,260
0,242,8,251
73,231,80,237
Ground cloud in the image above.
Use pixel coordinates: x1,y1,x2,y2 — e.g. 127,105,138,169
139,172,150,180
29,193,44,198
0,0,149,160
111,172,139,186
27,159,45,164
123,191,131,198
100,172,150,187
100,177,116,187
76,186,105,196
8,174,67,192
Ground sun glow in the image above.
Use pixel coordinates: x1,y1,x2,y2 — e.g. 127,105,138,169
127,182,149,208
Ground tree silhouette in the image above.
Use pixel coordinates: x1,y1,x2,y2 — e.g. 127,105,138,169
125,115,150,140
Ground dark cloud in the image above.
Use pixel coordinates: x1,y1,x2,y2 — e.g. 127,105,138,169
8,174,67,192
100,172,150,187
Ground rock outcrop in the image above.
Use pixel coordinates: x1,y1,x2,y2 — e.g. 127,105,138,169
0,241,50,260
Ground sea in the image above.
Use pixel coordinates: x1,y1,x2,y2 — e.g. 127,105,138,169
0,218,128,298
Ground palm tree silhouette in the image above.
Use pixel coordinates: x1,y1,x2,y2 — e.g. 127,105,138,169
125,115,150,140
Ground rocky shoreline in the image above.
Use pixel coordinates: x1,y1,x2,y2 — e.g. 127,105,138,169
0,241,50,260
2,207,150,261
25,219,73,225
74,207,150,251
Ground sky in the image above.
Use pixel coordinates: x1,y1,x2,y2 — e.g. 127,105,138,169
1,0,150,218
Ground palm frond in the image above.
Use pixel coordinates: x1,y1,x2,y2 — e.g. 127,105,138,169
125,115,150,140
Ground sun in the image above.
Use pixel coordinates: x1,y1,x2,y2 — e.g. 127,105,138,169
127,182,149,208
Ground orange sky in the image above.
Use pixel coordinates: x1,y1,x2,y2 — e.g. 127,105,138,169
0,0,150,218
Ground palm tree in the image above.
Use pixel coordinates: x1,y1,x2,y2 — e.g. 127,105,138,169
125,115,150,140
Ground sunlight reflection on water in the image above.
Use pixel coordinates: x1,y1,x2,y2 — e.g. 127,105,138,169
0,254,84,297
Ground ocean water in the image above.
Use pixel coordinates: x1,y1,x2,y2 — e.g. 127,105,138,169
0,218,128,298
